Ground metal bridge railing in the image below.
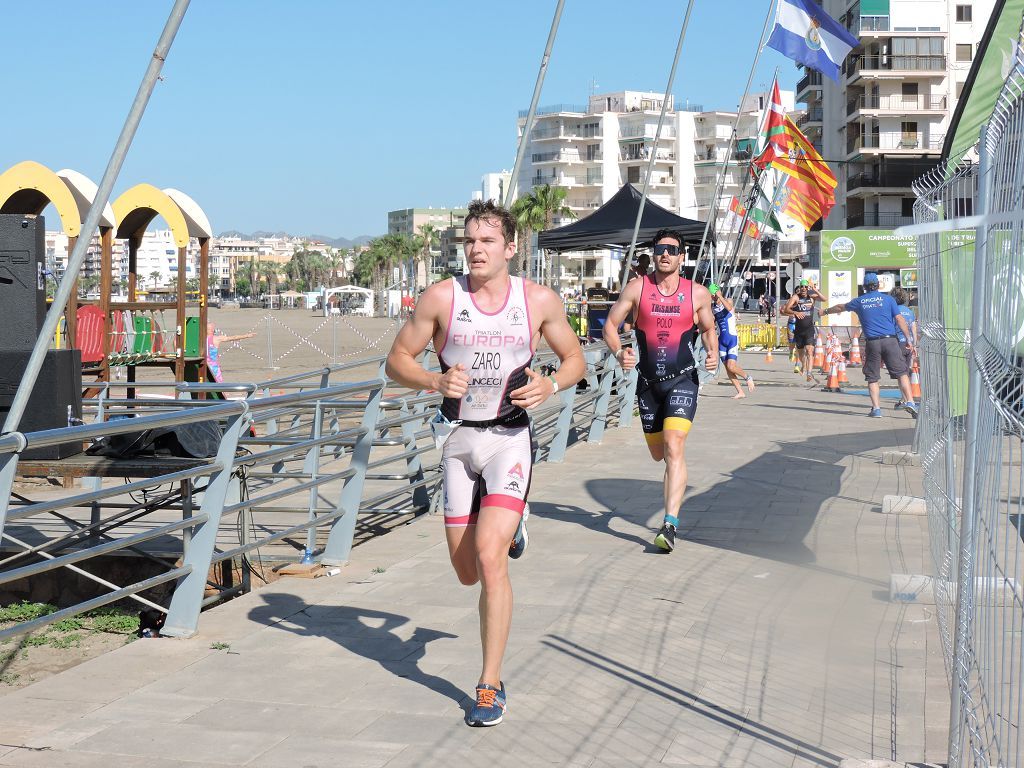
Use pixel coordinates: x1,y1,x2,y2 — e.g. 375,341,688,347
911,14,1024,767
0,340,637,641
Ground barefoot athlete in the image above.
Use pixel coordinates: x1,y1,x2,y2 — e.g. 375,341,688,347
385,199,584,726
603,229,718,553
709,284,755,399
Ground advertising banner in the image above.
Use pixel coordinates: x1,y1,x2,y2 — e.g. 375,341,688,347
819,230,918,325
827,270,853,326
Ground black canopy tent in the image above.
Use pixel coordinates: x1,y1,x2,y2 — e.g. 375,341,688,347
537,183,712,252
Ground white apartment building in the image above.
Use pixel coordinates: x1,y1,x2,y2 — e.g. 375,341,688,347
516,89,804,290
802,0,994,256
481,171,513,205
211,236,261,297
134,229,201,291
46,230,129,290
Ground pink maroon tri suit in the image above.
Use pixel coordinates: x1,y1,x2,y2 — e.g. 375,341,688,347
633,274,700,438
437,275,535,527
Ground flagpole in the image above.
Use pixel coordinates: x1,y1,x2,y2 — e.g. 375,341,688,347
620,0,696,289
695,0,777,285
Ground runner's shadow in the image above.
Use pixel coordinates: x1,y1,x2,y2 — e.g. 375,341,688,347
248,592,467,708
531,496,664,553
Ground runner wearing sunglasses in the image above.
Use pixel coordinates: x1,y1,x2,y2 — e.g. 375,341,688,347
603,229,718,552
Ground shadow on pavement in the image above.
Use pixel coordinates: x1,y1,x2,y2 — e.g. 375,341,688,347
532,498,663,552
562,426,915,567
542,634,842,767
248,592,467,708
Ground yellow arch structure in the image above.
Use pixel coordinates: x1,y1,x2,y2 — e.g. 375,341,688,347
0,160,84,237
112,183,190,248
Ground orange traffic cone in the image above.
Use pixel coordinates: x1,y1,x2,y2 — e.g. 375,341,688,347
765,346,774,363
849,336,863,367
812,336,825,370
838,356,849,385
910,360,922,399
823,360,840,392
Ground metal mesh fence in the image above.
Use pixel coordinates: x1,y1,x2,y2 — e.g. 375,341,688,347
951,31,1024,766
911,16,1024,767
911,160,977,677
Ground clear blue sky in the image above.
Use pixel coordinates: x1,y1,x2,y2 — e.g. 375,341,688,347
0,1,795,239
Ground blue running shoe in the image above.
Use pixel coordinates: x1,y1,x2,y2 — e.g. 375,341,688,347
903,401,919,419
868,407,883,418
467,682,506,726
509,504,529,560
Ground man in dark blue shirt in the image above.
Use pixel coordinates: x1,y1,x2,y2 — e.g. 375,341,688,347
822,273,917,418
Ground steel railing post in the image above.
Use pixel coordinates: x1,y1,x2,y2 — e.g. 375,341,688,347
546,373,577,463
587,349,613,444
162,409,249,638
400,399,429,510
301,402,323,564
947,123,993,768
322,380,384,565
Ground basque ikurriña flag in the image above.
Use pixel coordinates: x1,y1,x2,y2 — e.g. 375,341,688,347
765,0,859,82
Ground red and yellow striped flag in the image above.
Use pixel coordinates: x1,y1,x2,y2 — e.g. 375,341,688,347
756,114,837,200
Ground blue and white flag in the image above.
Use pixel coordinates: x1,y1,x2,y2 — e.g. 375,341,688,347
765,0,859,82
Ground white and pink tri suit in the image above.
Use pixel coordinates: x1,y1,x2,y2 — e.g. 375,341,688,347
438,275,535,527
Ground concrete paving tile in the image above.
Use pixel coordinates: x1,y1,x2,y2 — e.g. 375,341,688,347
352,712,484,746
248,735,403,768
184,699,382,738
70,723,286,764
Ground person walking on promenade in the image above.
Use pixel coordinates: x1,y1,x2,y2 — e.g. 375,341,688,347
385,199,585,727
821,272,917,418
741,289,750,312
782,280,826,384
603,229,718,553
709,283,755,399
891,287,919,409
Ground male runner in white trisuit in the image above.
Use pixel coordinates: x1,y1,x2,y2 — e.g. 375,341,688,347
386,199,584,726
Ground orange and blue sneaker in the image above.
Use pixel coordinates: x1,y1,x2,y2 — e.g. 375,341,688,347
467,682,506,726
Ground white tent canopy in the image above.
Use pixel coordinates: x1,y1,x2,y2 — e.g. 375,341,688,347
322,285,374,317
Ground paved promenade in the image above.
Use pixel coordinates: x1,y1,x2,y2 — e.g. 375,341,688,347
0,360,945,768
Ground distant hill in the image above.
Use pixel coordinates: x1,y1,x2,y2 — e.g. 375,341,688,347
217,231,378,248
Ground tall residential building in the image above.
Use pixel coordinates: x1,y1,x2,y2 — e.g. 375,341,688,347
388,207,469,282
481,171,513,205
801,0,995,257
516,89,805,290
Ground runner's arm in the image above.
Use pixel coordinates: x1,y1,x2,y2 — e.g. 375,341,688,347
895,313,913,349
692,284,719,370
603,281,640,363
510,285,585,408
781,295,799,316
385,283,450,392
716,293,736,313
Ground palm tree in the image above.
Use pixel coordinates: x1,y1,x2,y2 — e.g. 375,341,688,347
416,223,438,290
148,271,162,289
512,185,574,286
258,261,279,304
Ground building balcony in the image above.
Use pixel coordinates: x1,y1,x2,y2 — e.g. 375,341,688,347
518,104,589,118
619,128,676,140
796,71,823,103
796,108,824,128
847,94,947,117
846,171,914,194
567,199,602,211
847,132,944,155
847,212,915,228
857,15,891,33
846,55,947,81
531,151,591,164
620,149,676,162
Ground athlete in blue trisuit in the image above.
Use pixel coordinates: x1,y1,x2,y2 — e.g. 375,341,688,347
709,284,755,399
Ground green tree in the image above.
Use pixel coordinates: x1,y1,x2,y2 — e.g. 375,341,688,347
258,261,279,299
416,223,438,290
511,184,574,285
148,271,162,289
235,272,251,297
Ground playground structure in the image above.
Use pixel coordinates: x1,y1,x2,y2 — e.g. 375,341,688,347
0,161,212,391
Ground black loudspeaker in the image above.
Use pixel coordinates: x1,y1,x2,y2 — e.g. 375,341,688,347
0,349,83,460
0,214,47,351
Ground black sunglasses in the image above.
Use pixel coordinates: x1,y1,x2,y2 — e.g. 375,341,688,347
653,244,680,256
